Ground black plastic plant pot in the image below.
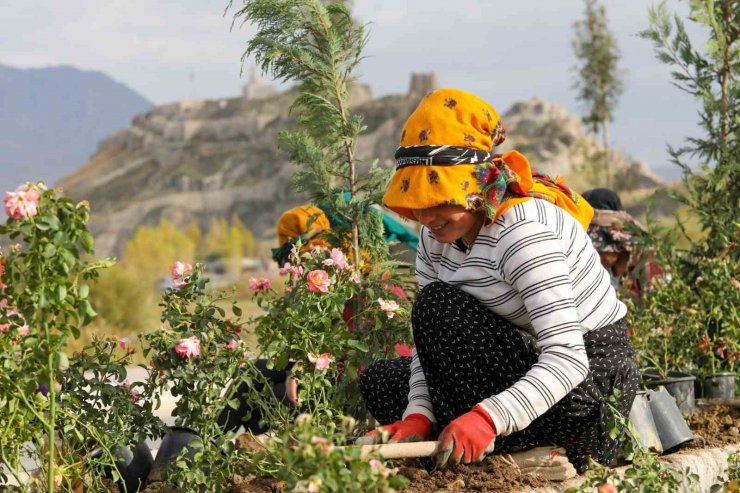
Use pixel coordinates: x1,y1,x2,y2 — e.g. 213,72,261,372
148,427,203,482
646,387,702,452
701,373,736,399
628,391,663,454
91,441,154,493
642,370,696,417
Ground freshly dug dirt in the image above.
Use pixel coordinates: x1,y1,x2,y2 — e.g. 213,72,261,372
235,433,267,453
686,404,740,449
230,474,286,493
399,456,549,493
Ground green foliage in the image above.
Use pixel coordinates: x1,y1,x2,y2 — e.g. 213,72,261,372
628,0,740,381
572,0,624,184
232,0,391,266
141,264,265,491
566,396,698,492
628,212,740,377
229,2,413,489
0,183,155,491
252,245,412,431
728,450,740,480
639,0,739,259
244,414,409,492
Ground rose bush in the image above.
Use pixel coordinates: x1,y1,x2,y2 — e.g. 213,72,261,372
140,262,267,491
251,244,413,433
0,183,161,491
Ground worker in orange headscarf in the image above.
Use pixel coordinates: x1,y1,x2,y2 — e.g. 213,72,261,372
357,88,638,473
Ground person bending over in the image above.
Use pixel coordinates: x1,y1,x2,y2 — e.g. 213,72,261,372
358,88,638,472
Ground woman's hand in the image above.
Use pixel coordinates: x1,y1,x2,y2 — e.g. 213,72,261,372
434,405,496,468
285,374,300,406
355,414,432,445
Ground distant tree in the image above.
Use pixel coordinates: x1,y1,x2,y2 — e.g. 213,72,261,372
201,217,230,261
572,0,625,187
640,0,739,259
122,220,197,284
201,216,256,269
185,219,202,248
232,0,389,268
230,213,256,257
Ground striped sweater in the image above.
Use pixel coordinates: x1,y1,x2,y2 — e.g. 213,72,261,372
404,198,627,437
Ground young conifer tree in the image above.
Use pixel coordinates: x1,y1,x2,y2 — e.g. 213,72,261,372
231,0,390,268
572,0,624,187
640,0,739,259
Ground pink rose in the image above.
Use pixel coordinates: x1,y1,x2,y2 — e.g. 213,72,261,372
170,261,193,288
226,339,238,351
175,336,201,358
0,323,9,333
306,269,332,293
394,343,413,358
597,484,617,493
279,262,292,276
248,277,271,291
171,261,193,279
307,352,333,371
17,325,29,337
4,187,40,219
129,387,141,404
118,337,131,349
322,248,348,269
310,435,334,454
377,298,400,318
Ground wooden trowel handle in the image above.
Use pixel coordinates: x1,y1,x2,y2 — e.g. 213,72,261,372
346,441,440,459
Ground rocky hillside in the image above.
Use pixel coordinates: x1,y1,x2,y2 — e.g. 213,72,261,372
58,84,662,258
0,64,152,197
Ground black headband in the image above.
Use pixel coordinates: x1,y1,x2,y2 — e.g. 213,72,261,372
394,145,493,169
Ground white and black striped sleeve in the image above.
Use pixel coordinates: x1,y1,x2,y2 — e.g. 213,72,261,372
478,220,590,436
400,229,438,423
402,347,437,423
415,227,438,289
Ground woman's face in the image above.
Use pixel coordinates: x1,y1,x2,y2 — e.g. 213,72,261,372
412,205,485,244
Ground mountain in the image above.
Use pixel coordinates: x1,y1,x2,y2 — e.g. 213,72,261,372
57,76,663,258
0,64,152,196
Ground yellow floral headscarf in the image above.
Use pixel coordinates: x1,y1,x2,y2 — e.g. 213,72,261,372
382,88,593,230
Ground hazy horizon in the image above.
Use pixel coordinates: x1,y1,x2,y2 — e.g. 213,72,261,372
1,0,706,181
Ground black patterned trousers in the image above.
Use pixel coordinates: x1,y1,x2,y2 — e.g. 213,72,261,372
359,282,639,471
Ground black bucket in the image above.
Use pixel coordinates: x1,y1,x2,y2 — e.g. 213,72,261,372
91,441,153,493
148,427,203,482
701,373,736,399
646,387,702,452
642,371,696,417
628,391,662,453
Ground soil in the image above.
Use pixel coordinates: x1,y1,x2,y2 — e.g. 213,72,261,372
685,404,740,449
118,406,740,493
398,456,548,493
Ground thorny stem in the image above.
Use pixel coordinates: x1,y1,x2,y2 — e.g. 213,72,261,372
46,322,56,492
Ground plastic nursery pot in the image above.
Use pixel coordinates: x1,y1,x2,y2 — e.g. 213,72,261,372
642,370,696,417
701,373,737,399
91,441,154,493
646,387,703,452
628,391,663,454
148,427,203,483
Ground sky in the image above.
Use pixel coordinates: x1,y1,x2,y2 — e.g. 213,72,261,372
0,0,704,180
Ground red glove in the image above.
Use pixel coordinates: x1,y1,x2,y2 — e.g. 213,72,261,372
356,413,432,445
434,405,497,468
